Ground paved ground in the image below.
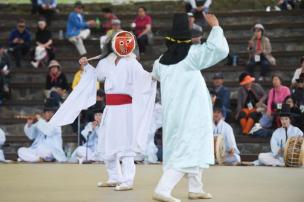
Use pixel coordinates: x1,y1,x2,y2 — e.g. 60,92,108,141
0,164,303,202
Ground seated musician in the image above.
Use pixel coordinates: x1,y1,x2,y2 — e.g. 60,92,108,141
213,99,241,165
257,104,303,166
70,103,102,164
17,98,67,163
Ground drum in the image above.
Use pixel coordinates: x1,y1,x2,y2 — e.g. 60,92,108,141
214,134,226,165
284,136,304,167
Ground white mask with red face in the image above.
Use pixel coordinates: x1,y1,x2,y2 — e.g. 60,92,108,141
112,31,136,57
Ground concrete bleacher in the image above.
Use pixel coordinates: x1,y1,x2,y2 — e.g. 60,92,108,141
0,1,303,161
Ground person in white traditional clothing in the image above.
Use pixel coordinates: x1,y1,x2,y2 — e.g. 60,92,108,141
213,99,241,165
17,98,67,163
70,104,102,164
257,104,303,166
0,128,6,162
151,13,229,202
50,30,156,191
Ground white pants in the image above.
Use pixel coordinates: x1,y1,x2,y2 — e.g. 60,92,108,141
68,29,91,56
70,146,96,162
105,156,136,186
0,149,5,162
18,146,54,162
224,153,241,165
155,168,204,197
258,152,284,167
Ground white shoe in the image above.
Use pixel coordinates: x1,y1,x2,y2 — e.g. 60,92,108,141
152,192,181,202
97,181,118,187
31,61,39,68
188,192,213,199
114,183,133,191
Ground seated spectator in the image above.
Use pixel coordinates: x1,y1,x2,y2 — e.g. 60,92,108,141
31,18,55,68
8,19,31,68
236,72,267,135
72,64,100,90
257,104,303,166
184,0,212,13
213,99,241,165
100,19,122,57
0,44,11,105
132,7,152,54
188,12,202,32
247,24,276,81
277,0,296,10
37,0,57,26
101,7,118,34
211,72,231,118
291,56,304,88
284,96,304,131
292,73,304,107
17,98,67,163
31,0,39,15
266,75,290,127
189,0,212,27
66,1,96,56
70,104,102,164
0,128,6,162
45,60,69,104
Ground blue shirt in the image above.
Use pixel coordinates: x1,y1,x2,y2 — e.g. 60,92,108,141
8,28,31,47
66,11,88,38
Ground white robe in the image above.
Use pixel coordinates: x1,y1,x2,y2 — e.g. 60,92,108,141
70,122,100,162
213,119,241,165
145,102,162,163
258,125,303,166
50,53,156,161
0,128,6,162
17,119,67,162
152,26,229,173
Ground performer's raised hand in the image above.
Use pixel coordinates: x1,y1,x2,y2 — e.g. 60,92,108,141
203,13,219,27
79,57,88,66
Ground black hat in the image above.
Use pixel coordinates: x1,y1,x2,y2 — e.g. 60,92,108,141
278,104,294,117
75,1,84,8
296,73,304,83
44,98,59,112
213,72,224,80
213,98,224,113
167,13,191,40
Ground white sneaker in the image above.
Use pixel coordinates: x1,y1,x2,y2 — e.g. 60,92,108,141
152,192,181,202
188,192,213,199
31,61,39,68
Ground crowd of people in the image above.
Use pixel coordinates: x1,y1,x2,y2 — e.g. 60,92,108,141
0,0,304,169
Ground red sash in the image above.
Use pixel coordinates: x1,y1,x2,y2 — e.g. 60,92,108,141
106,94,132,105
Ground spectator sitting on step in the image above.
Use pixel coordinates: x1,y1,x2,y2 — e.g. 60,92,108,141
213,98,241,165
0,128,6,162
131,6,152,54
236,72,267,136
66,1,97,56
266,75,291,127
246,24,276,82
188,0,212,28
291,56,304,88
69,103,103,164
284,96,304,131
37,0,57,26
31,18,55,68
17,98,67,163
188,12,202,32
256,104,303,167
184,0,212,13
8,18,31,68
0,44,12,105
45,60,69,105
292,73,304,110
100,19,122,57
72,64,100,90
211,72,231,119
101,7,118,34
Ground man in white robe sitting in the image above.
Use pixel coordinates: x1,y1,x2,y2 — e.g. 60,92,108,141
17,98,67,163
258,104,303,166
70,104,102,164
0,128,6,162
213,99,241,165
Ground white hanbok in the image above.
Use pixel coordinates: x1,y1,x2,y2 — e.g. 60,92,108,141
17,119,67,162
70,122,100,163
0,128,6,162
213,119,241,165
258,125,303,166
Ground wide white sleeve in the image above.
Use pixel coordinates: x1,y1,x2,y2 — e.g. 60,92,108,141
0,129,6,145
291,68,301,84
49,63,97,126
36,119,61,137
23,124,39,140
185,26,229,71
270,130,281,156
81,122,93,140
95,60,107,81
